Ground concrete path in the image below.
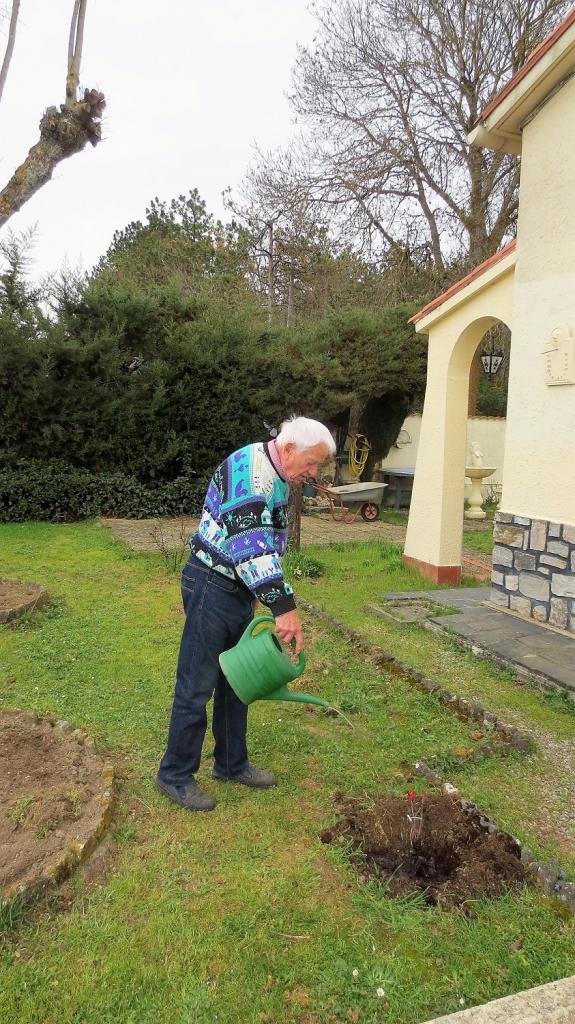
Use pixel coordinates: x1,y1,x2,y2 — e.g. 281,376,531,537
421,975,575,1023
383,587,575,691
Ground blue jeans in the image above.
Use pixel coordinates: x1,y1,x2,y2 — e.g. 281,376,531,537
158,555,255,785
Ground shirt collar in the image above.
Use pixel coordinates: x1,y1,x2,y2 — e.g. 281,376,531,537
264,439,287,481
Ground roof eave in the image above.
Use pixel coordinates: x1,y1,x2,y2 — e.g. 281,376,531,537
411,245,517,334
468,15,575,154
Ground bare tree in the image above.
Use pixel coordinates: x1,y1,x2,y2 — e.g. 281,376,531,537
0,0,105,229
243,0,571,273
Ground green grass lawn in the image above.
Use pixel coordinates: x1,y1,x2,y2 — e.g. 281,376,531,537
1,523,574,1024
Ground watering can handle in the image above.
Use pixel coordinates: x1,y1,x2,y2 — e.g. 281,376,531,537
242,614,306,677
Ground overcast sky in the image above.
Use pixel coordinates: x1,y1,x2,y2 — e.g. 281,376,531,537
0,0,315,280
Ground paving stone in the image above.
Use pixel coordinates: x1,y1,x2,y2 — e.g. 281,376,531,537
532,604,548,622
548,522,563,538
490,589,510,607
420,975,575,1024
491,570,504,586
563,524,575,543
504,574,519,591
419,583,575,691
512,515,531,526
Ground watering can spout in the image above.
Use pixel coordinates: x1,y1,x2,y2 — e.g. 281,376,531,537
260,686,330,708
219,614,327,709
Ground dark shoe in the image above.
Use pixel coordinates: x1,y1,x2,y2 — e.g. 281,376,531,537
155,775,216,812
212,764,277,789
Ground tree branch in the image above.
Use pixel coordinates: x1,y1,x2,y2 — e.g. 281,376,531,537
0,0,20,106
0,89,105,228
66,0,87,103
0,0,104,230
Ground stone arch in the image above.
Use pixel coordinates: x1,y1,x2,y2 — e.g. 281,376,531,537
403,249,515,583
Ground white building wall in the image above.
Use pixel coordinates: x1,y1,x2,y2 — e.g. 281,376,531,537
502,78,575,527
379,413,506,498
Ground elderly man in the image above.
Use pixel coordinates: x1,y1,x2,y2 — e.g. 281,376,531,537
156,415,336,812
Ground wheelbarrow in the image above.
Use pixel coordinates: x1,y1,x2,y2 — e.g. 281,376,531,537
309,481,387,523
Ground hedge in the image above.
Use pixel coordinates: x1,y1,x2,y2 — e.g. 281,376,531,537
0,461,208,522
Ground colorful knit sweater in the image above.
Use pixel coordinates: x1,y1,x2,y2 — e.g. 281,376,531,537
189,441,296,615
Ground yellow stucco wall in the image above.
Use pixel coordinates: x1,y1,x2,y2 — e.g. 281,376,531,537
403,260,515,571
502,78,575,527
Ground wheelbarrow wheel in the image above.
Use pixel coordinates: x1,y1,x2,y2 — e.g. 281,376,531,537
360,502,380,522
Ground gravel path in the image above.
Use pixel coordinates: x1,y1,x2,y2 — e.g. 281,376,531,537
101,514,492,579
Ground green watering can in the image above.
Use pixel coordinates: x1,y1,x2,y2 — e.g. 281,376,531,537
219,614,329,708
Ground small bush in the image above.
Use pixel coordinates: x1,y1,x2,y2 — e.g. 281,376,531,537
283,551,325,580
0,461,208,522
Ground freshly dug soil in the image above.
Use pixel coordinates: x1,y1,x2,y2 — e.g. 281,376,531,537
0,710,112,898
321,792,527,910
0,579,47,623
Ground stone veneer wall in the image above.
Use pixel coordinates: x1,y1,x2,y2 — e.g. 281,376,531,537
491,513,575,633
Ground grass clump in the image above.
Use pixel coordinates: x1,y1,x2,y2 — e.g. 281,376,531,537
283,550,325,580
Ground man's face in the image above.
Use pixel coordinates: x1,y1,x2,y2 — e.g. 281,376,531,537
279,442,330,483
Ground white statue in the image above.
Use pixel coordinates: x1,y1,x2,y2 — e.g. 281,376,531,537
470,441,483,467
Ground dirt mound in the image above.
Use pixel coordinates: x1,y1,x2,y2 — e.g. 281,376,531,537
321,791,527,910
0,710,114,900
0,579,48,623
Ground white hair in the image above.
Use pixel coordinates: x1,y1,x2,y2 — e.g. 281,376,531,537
275,415,336,454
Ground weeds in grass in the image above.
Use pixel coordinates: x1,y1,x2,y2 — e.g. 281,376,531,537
543,687,575,716
34,823,56,839
283,551,325,580
0,894,28,933
8,599,66,632
6,796,34,823
149,519,189,574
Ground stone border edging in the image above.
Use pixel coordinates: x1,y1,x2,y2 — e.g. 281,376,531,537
0,584,49,624
2,712,115,907
298,597,575,909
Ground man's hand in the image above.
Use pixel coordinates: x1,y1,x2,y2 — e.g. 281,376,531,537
274,610,304,654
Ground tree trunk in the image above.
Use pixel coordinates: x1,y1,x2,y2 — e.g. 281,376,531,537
287,483,302,552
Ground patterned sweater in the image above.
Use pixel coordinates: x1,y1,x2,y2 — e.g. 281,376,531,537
189,441,296,615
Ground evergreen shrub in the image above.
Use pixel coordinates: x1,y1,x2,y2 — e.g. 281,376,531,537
0,461,207,522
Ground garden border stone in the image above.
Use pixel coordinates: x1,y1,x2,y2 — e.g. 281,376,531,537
0,580,49,624
1,710,115,907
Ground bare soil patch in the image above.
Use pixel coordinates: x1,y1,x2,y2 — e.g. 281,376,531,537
321,792,527,911
0,710,114,900
0,580,48,623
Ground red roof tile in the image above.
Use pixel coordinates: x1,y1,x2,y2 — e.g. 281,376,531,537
481,7,575,120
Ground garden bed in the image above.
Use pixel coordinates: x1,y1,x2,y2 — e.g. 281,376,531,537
321,791,528,911
0,579,48,623
0,710,114,901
